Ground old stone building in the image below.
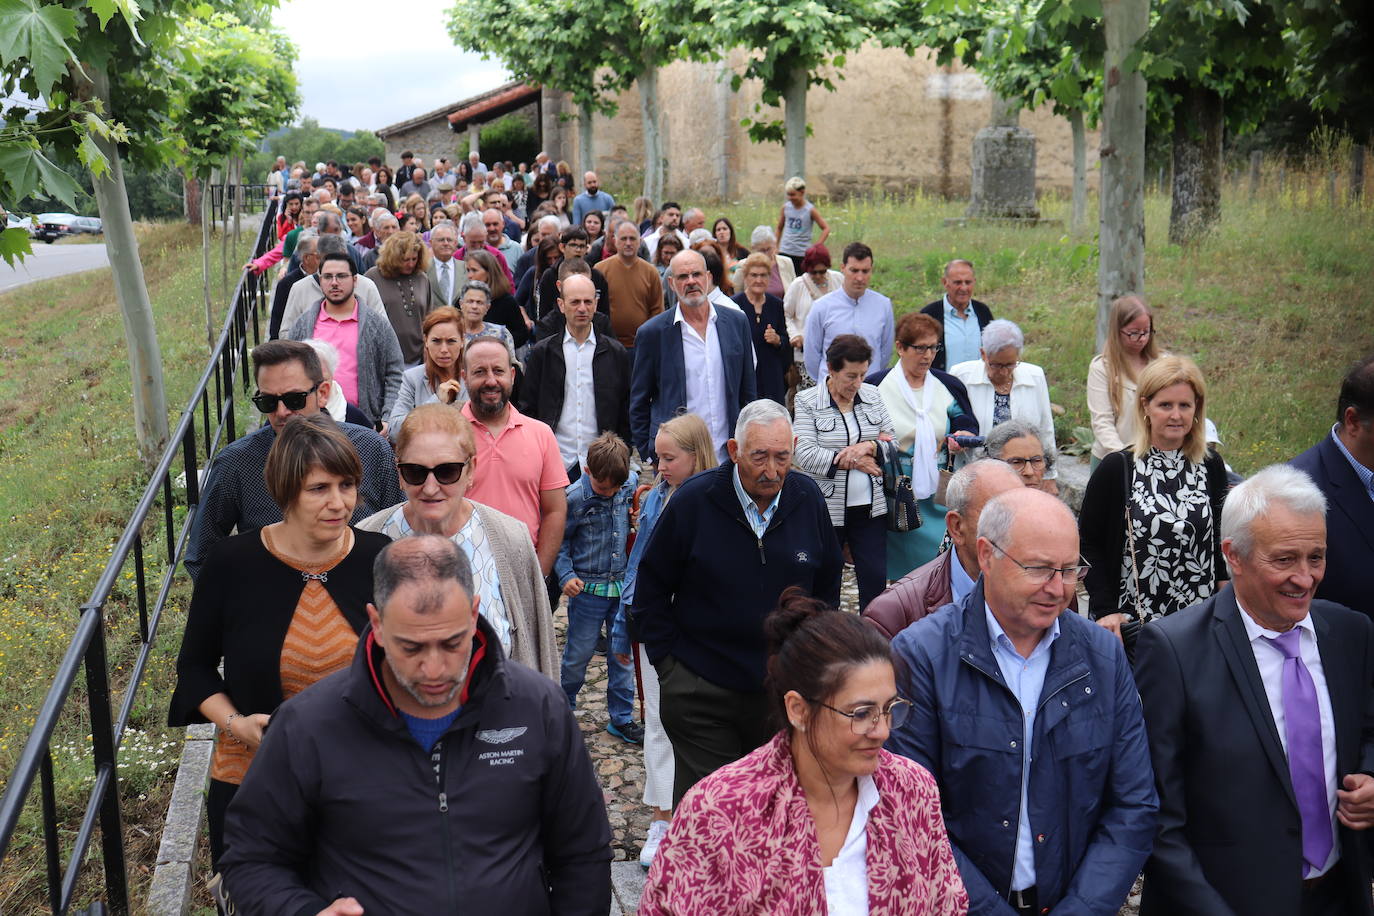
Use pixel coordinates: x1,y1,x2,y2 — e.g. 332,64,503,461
376,81,542,169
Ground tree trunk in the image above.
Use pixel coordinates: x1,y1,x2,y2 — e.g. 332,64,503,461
577,102,595,174
184,170,201,224
1248,150,1262,198
89,66,169,468
202,171,214,350
1070,108,1087,234
1097,0,1149,349
639,62,665,202
1352,144,1367,204
1168,84,1223,245
782,67,808,182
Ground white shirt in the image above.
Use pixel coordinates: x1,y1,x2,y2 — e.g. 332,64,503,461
675,306,730,460
1238,602,1340,876
822,774,879,916
708,287,740,311
644,227,689,260
842,410,869,508
555,328,599,470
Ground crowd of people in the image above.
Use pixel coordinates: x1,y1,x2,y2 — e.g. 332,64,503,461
170,150,1374,915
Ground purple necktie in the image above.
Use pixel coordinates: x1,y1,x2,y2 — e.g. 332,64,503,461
1265,628,1333,876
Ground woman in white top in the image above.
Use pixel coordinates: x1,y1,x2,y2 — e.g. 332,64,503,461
1086,295,1161,469
949,319,1058,493
782,243,843,397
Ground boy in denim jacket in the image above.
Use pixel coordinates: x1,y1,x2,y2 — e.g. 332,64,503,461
555,432,643,743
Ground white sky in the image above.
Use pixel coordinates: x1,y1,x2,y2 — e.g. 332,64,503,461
273,0,511,131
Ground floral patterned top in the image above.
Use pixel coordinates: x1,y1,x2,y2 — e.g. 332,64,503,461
639,731,969,916
1119,447,1217,620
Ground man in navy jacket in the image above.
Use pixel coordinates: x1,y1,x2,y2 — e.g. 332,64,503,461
887,487,1157,916
633,399,843,804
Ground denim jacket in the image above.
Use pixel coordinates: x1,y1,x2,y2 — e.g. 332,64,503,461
555,472,639,588
610,480,670,656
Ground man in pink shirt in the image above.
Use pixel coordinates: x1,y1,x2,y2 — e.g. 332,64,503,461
460,337,568,575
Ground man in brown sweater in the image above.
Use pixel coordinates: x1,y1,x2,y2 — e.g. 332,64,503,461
596,220,664,349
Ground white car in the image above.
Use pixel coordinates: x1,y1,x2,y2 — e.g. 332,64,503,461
4,213,32,232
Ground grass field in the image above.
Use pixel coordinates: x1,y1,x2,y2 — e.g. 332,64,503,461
0,184,1370,910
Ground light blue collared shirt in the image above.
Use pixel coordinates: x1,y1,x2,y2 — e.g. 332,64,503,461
949,550,976,605
732,464,781,538
1330,423,1374,505
942,295,982,368
985,604,1060,893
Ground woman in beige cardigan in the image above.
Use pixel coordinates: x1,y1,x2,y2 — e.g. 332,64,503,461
1086,295,1161,470
358,403,559,678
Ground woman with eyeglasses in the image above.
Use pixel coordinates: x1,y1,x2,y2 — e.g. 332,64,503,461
980,419,1053,489
782,243,843,402
640,587,968,915
359,403,558,677
170,414,391,875
1086,295,1162,471
872,312,978,581
1079,355,1229,644
949,319,1058,495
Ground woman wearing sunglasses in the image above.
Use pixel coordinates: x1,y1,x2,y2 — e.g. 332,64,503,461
358,403,558,678
169,414,392,876
640,588,968,916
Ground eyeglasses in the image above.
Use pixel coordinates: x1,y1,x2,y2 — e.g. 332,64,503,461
903,343,942,355
985,537,1090,585
397,461,467,486
807,697,913,735
1004,456,1045,471
1120,328,1152,341
252,385,319,413
319,272,352,284
986,360,1020,371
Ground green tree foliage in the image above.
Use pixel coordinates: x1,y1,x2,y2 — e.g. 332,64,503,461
252,118,385,177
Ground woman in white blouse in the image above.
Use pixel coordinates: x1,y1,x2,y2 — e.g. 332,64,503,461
1086,295,1161,469
782,244,843,399
949,319,1059,494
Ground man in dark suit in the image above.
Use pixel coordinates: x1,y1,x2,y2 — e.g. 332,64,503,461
1291,353,1374,619
519,274,631,478
1135,464,1374,916
918,258,993,372
629,249,757,462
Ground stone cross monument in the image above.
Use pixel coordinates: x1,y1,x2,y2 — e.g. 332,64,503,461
965,96,1041,219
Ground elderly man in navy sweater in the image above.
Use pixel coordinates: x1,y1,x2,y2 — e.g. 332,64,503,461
632,399,844,804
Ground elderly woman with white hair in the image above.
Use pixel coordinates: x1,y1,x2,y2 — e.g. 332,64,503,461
731,225,796,300
300,338,374,429
950,318,1059,494
981,418,1055,491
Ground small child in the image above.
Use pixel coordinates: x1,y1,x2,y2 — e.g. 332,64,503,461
555,432,643,743
775,176,830,276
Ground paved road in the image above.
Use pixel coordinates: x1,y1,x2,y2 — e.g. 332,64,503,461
0,242,110,293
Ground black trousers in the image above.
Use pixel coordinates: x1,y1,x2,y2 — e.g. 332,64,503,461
657,656,772,806
836,505,888,611
206,777,239,872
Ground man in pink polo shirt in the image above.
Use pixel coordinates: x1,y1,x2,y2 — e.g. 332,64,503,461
460,337,568,576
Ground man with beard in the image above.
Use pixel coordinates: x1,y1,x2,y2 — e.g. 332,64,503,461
460,337,568,576
221,536,612,914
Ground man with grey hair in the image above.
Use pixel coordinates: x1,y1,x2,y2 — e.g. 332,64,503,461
888,486,1157,915
360,211,399,273
629,249,757,462
863,459,1022,638
483,207,522,265
455,211,514,289
279,234,386,336
1135,464,1374,916
634,399,842,802
920,258,994,372
426,221,460,307
514,214,564,281
221,535,612,915
269,230,319,339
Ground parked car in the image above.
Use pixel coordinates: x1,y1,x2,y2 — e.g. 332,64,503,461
31,213,81,243
70,216,103,235
4,213,32,233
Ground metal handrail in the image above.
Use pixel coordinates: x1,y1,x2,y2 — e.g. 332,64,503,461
0,193,279,915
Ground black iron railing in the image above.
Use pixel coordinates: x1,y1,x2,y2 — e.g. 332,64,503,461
0,196,279,915
206,182,270,225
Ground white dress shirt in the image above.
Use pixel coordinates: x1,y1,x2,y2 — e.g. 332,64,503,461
822,774,879,916
1238,603,1340,876
676,306,730,460
555,327,599,470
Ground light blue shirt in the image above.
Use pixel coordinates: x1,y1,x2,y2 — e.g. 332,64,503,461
949,550,976,605
803,287,895,381
985,604,1060,893
572,189,616,226
1330,423,1374,504
942,295,982,368
732,464,781,538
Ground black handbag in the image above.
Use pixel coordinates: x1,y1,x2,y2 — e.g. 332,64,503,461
878,439,922,533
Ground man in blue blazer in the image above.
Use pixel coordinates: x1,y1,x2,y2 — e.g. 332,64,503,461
1291,354,1374,620
629,250,756,462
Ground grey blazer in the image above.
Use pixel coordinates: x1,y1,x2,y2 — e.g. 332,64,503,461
387,364,467,438
287,302,404,427
427,257,461,309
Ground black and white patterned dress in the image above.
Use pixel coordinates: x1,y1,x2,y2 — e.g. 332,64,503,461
1119,447,1216,621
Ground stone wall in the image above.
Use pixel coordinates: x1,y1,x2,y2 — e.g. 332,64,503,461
552,44,1098,202
382,103,541,169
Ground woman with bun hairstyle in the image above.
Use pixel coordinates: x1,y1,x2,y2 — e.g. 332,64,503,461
639,588,968,915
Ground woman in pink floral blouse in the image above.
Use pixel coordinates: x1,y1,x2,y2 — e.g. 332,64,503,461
639,588,968,916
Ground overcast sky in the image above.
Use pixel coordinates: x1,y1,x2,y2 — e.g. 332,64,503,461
273,0,511,132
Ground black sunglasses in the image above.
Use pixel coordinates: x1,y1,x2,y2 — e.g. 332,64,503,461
252,385,319,413
397,462,467,486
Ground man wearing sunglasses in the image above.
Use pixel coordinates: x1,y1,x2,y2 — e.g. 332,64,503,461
886,487,1157,916
184,340,403,580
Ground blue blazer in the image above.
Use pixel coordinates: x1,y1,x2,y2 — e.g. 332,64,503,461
1292,433,1374,620
629,304,757,459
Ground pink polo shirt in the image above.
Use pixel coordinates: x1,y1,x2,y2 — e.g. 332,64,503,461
461,402,569,543
313,300,360,405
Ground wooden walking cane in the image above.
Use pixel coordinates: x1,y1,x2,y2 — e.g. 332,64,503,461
628,482,653,723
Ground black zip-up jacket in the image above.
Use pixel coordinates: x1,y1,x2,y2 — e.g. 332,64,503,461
220,616,612,916
518,330,632,449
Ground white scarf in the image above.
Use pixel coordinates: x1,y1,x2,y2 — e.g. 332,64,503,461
896,371,940,498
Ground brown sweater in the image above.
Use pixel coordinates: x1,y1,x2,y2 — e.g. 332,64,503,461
596,255,664,347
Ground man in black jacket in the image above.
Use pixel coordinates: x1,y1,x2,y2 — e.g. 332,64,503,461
918,258,993,372
221,536,612,915
519,274,631,478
